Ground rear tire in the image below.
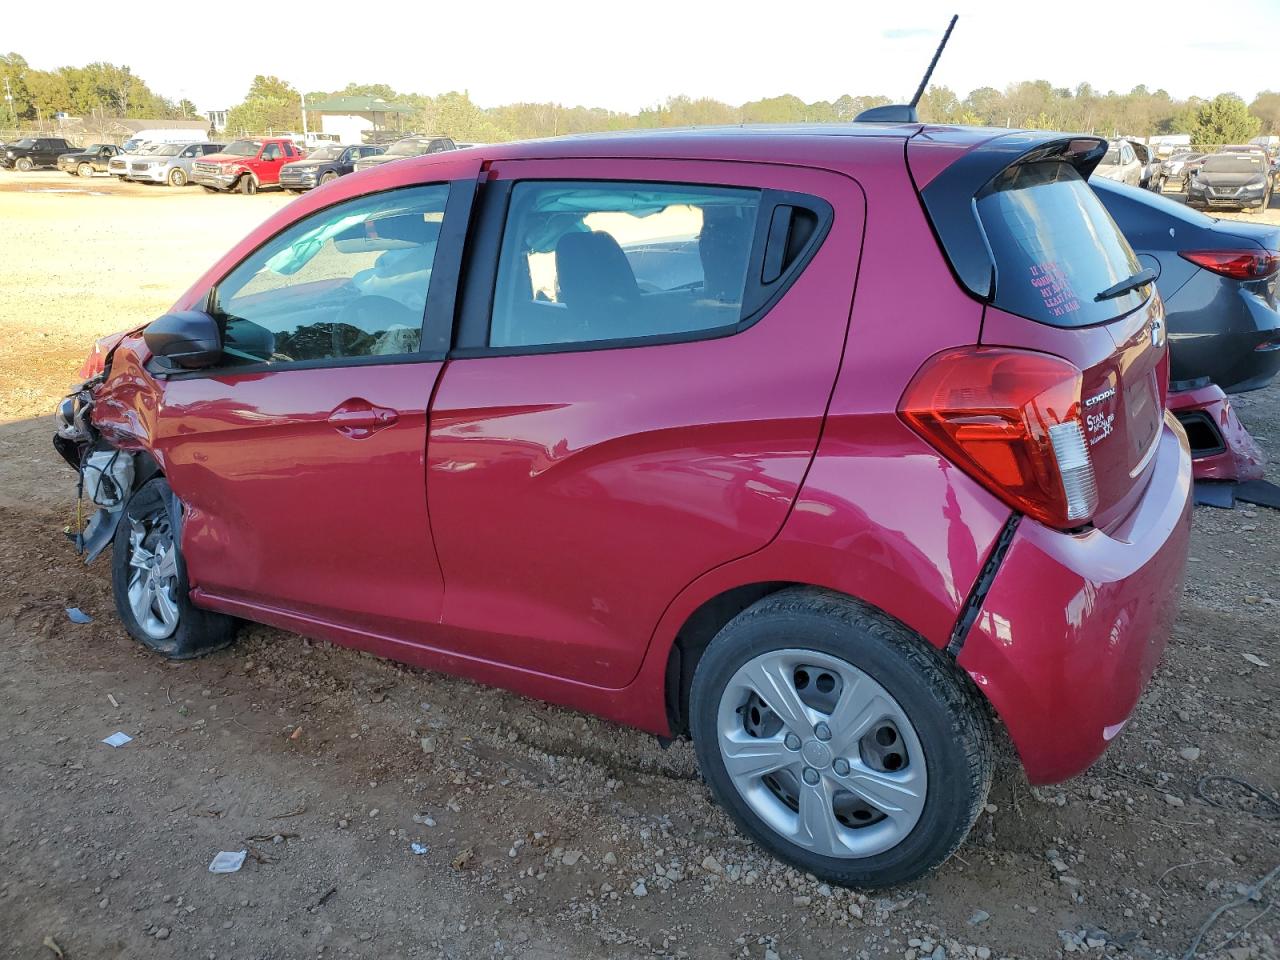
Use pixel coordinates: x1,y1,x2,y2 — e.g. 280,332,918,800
111,477,237,659
689,588,991,888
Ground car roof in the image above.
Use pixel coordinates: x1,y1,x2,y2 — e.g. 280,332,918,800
400,122,1024,166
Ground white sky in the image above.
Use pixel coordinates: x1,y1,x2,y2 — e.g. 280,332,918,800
10,0,1277,114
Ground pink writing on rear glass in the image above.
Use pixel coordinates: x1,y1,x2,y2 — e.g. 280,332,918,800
1029,261,1080,318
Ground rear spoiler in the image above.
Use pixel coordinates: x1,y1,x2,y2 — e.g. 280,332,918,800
914,132,1107,300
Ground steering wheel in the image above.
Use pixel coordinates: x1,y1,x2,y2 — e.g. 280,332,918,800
331,295,419,357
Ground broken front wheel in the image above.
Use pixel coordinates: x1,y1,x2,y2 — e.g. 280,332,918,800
111,477,238,659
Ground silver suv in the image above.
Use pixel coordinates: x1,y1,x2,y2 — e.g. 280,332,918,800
124,142,226,187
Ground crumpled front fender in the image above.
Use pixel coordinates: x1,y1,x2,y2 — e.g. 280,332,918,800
90,333,163,457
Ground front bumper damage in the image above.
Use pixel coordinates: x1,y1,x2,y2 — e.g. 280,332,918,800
53,333,160,562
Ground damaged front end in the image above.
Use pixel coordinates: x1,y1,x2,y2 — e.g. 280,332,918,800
53,332,160,562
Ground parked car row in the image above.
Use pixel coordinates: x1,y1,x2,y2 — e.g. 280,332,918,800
2,132,460,196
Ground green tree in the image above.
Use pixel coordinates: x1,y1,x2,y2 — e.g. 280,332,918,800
225,75,302,135
1179,93,1262,145
0,52,31,124
1249,90,1280,134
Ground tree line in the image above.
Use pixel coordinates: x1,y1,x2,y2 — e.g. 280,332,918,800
211,78,1280,147
4,51,1277,146
1,52,198,125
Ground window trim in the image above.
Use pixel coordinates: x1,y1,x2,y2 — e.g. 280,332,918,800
451,177,832,359
157,178,473,381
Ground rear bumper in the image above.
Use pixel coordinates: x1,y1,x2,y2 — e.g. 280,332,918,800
957,415,1192,784
1167,273,1280,394
1168,383,1266,482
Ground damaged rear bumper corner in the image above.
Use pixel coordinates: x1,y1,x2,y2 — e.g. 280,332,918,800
955,418,1193,784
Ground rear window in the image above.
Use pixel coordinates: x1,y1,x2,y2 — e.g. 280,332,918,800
977,163,1146,328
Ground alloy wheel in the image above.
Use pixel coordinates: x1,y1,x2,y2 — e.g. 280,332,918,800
715,648,927,858
126,510,181,640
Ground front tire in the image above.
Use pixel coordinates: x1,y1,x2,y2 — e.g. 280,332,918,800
690,588,991,888
111,477,237,659
238,174,258,195
77,162,93,177
168,167,187,187
16,157,33,172
320,171,338,186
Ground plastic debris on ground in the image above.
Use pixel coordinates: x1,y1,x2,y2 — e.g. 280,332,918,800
65,607,93,624
1194,478,1280,510
101,731,132,748
410,842,429,855
208,850,247,874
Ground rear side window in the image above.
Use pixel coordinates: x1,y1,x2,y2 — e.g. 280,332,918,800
488,181,762,348
977,163,1146,328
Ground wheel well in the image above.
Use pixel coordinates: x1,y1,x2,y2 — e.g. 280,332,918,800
663,581,793,737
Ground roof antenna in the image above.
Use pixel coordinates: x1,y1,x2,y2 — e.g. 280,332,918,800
855,15,958,123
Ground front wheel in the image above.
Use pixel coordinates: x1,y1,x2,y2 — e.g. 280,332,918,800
690,588,992,888
320,171,338,186
238,174,257,195
15,157,33,172
168,167,187,187
111,477,237,659
77,162,93,177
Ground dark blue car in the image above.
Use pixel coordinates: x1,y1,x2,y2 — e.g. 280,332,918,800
278,143,385,191
1092,177,1280,394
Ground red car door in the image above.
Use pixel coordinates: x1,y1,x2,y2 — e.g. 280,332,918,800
154,172,476,641
255,142,285,183
426,157,865,687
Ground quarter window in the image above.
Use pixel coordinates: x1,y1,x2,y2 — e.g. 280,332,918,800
212,184,449,367
489,181,762,348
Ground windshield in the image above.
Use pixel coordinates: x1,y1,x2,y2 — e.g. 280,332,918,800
305,145,344,161
12,139,35,148
155,144,185,157
1102,147,1120,165
87,143,110,152
1202,155,1266,175
222,140,261,157
386,139,427,156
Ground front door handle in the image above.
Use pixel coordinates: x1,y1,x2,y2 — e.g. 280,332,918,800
327,398,399,439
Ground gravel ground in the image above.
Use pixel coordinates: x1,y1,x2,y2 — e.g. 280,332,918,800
0,168,1277,960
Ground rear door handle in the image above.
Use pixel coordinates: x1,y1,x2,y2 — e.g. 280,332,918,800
327,398,399,439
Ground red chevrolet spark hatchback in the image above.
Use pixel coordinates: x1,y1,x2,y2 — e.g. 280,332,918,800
55,124,1192,887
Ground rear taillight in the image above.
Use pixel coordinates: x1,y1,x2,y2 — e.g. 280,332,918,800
1180,249,1280,281
899,347,1099,529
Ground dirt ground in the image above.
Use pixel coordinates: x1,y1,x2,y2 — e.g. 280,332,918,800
0,168,1277,960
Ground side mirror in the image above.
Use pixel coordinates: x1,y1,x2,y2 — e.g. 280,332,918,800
144,310,223,369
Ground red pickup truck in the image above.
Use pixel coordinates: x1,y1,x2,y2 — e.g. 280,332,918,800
192,137,304,194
